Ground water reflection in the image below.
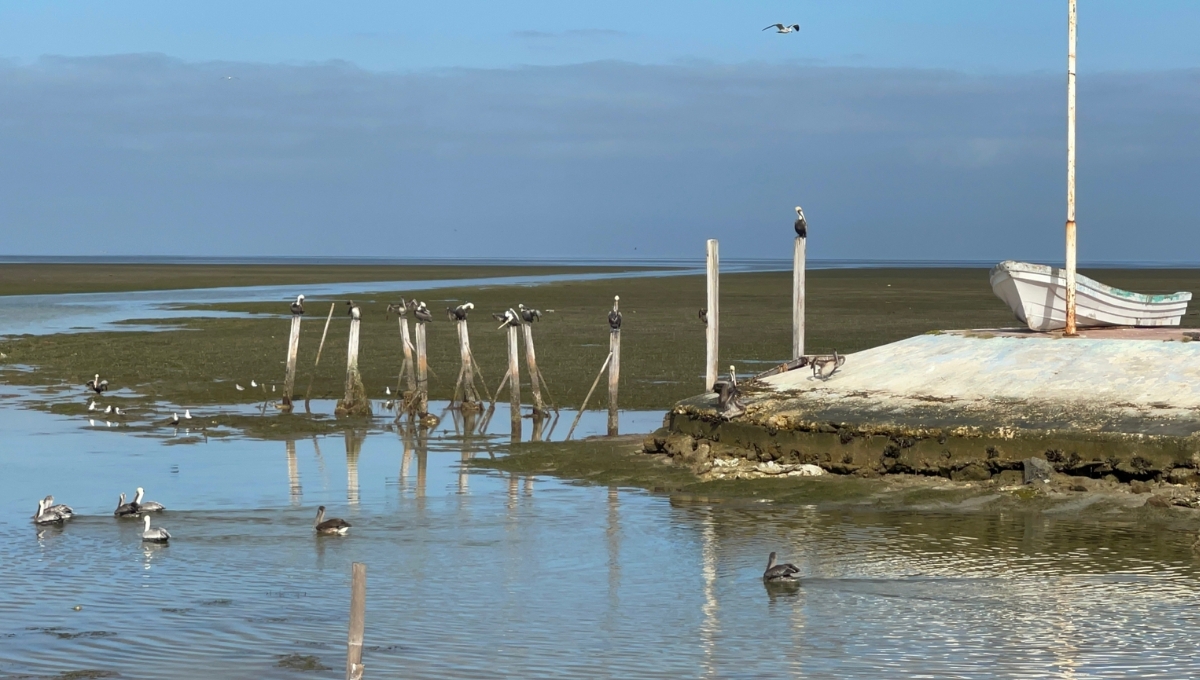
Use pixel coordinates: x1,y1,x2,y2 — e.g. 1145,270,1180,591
345,429,364,506
285,439,302,505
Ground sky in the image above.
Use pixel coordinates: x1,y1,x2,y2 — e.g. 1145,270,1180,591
2,1,1199,261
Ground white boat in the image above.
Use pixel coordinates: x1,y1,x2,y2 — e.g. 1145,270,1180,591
989,260,1191,331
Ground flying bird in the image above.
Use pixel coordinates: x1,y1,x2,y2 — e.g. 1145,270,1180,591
763,23,800,33
291,294,305,315
86,374,109,394
794,206,807,238
608,296,622,330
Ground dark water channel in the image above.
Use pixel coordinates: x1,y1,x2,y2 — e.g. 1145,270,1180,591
3,394,1200,678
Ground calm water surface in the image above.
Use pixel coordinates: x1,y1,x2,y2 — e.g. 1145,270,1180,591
3,394,1200,678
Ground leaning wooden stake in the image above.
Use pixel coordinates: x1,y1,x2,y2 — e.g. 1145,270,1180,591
281,311,303,412
705,239,719,391
336,306,371,417
413,322,429,415
566,352,612,440
507,324,522,422
793,211,807,360
346,562,366,680
522,323,548,414
304,303,337,406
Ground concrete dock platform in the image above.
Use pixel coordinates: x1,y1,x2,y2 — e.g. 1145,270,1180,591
651,329,1200,482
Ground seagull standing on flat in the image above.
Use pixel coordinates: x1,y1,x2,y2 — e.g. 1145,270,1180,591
764,23,800,33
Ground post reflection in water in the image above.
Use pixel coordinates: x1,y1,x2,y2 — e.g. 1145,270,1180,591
399,430,413,493
700,511,719,680
345,429,364,506
285,439,302,505
531,413,546,442
606,486,621,626
415,426,428,504
507,473,519,511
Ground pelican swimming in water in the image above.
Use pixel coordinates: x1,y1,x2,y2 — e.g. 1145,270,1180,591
447,302,474,321
608,296,622,330
413,302,433,323
141,515,171,543
32,499,68,525
114,493,139,518
763,552,800,581
314,506,351,535
42,495,74,519
794,205,807,238
134,487,165,513
86,374,109,395
763,23,800,33
811,351,845,380
291,294,305,315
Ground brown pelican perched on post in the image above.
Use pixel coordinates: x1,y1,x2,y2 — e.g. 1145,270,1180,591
413,301,433,324
811,351,844,380
291,294,305,315
794,206,807,238
518,304,542,324
346,300,361,320
493,308,519,329
86,374,109,395
447,302,474,321
763,552,800,581
141,515,171,543
385,299,407,319
314,506,351,535
764,23,800,33
608,296,622,330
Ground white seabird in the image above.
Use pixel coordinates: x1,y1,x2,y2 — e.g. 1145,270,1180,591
763,23,800,33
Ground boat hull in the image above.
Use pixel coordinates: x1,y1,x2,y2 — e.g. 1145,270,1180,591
989,260,1191,331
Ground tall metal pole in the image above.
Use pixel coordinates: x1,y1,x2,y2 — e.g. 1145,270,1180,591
1064,0,1078,335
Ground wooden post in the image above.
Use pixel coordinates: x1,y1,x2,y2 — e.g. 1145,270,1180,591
304,303,337,406
793,235,806,360
282,312,302,411
336,310,371,417
507,324,521,421
608,296,621,437
566,352,612,440
705,239,719,391
455,319,482,410
398,316,416,398
414,322,429,415
346,562,366,680
522,324,546,414
1064,0,1079,336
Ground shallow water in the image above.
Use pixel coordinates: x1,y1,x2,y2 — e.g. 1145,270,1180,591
3,394,1200,679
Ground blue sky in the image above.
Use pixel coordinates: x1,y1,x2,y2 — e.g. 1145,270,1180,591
1,2,1199,261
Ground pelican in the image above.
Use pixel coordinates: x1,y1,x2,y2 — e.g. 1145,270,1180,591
413,302,433,323
714,365,744,418
763,552,800,581
495,308,519,329
86,374,109,394
699,308,708,326
794,206,807,238
608,296,622,330
170,413,179,425
235,384,245,391
32,499,67,525
763,23,800,33
811,351,845,380
518,304,542,324
385,301,407,319
447,302,474,321
291,294,305,315
42,495,74,519
114,493,139,517
314,506,351,535
141,515,171,543
184,409,192,420
134,487,165,513
346,300,361,320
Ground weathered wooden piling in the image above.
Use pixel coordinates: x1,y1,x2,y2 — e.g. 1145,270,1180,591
521,323,548,414
608,296,621,437
705,239,719,391
507,323,521,422
304,303,337,408
346,562,366,680
453,317,483,411
394,308,416,403
1064,0,1079,335
336,304,371,417
793,209,807,360
413,321,429,416
281,306,303,412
